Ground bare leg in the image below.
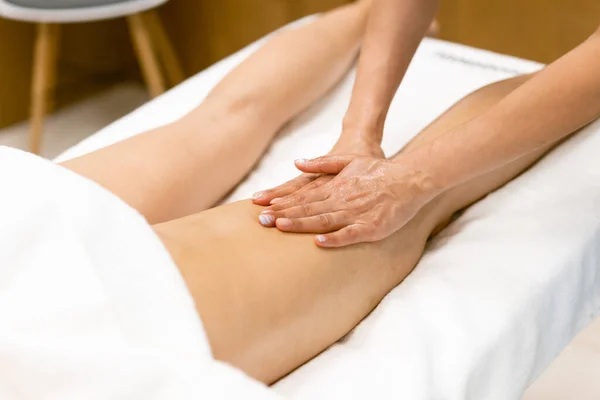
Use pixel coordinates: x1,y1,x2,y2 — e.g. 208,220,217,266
61,3,369,224
395,73,562,232
154,74,571,384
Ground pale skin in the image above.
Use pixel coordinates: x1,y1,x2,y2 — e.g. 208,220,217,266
251,0,441,207
252,0,440,226
256,2,600,249
62,2,562,386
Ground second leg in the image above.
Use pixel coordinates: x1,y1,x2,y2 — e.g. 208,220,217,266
62,2,370,224
395,73,564,232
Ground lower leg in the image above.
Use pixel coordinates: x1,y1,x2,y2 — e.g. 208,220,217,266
399,74,535,155
62,3,369,224
394,73,560,231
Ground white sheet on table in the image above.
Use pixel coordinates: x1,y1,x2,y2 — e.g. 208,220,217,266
0,147,277,399
57,17,600,400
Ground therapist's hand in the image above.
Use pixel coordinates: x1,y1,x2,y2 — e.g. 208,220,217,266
252,136,384,206
259,155,436,247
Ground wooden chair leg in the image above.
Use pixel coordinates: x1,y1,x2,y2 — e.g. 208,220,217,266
46,24,61,114
143,10,185,86
127,13,166,98
30,23,60,155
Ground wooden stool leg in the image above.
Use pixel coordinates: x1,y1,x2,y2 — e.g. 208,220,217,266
143,10,185,86
127,13,166,98
30,23,60,155
46,24,61,113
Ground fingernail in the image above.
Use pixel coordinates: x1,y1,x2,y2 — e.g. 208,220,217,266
253,191,265,200
316,235,327,243
261,209,274,214
277,218,292,229
295,158,308,165
259,214,275,226
270,197,283,204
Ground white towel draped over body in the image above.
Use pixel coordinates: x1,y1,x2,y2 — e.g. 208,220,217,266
0,147,277,399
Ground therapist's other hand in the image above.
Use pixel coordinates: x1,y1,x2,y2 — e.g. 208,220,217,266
251,137,384,206
260,155,435,247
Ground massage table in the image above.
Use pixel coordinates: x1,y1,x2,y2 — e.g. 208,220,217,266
56,17,600,399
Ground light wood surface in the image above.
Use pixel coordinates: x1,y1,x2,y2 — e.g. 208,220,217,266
144,9,184,86
29,23,60,154
437,0,600,63
45,23,61,114
127,12,166,98
0,18,35,129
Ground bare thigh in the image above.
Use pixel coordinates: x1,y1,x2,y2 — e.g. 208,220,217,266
153,74,574,384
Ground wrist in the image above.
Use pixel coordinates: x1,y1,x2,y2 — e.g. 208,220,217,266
342,107,386,144
333,133,383,157
340,125,383,146
391,151,444,201
337,130,378,147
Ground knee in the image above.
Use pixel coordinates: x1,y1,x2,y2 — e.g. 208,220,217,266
204,88,261,120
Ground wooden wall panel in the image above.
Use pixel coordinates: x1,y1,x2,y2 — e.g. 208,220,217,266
0,18,33,127
437,0,600,63
159,0,290,76
6,0,598,129
159,0,350,76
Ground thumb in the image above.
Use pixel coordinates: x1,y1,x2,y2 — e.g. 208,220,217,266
295,155,353,174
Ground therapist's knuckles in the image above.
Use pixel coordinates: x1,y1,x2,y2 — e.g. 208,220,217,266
261,201,340,228
267,192,319,211
297,157,350,174
276,212,343,233
252,174,317,205
266,202,316,219
315,224,367,247
254,141,381,208
295,175,332,193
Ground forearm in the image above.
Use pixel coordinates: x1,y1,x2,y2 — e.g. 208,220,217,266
342,0,439,143
403,27,600,195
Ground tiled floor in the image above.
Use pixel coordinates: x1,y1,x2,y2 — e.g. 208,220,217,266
1,83,599,399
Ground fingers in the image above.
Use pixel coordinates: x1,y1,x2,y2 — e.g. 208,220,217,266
258,196,332,228
295,155,353,174
313,224,369,248
265,184,330,212
254,154,353,205
275,211,348,233
266,200,335,220
252,174,318,205
284,174,333,199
